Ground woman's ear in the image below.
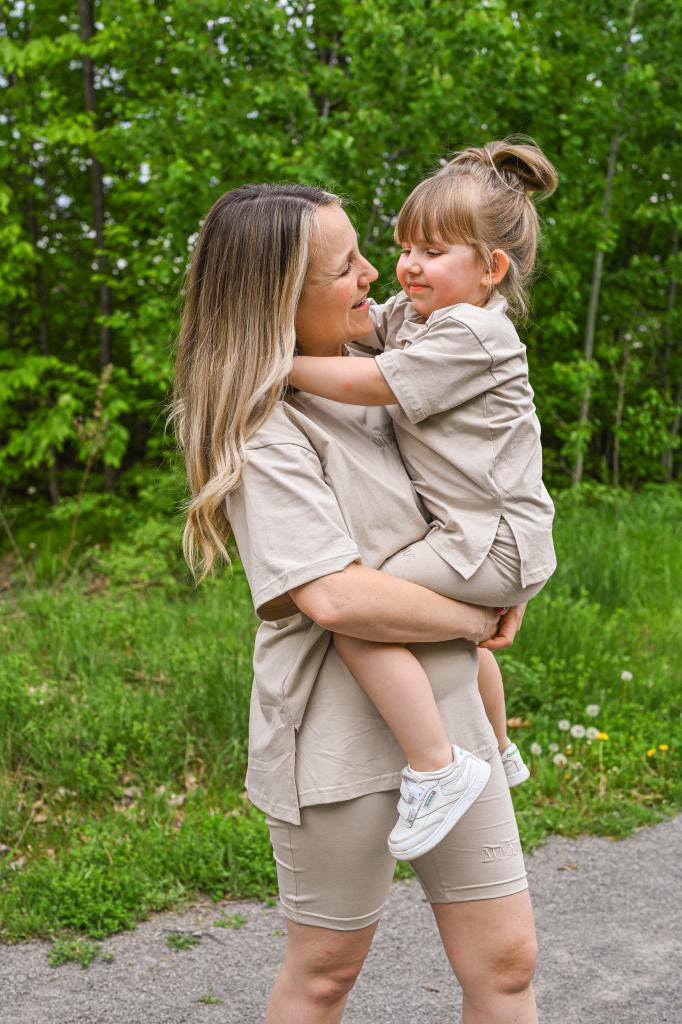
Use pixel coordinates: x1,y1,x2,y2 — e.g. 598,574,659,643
484,249,510,287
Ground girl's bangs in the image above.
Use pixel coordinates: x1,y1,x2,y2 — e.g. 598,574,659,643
395,175,478,246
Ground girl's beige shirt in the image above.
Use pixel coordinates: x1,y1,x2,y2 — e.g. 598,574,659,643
366,291,556,588
225,394,496,825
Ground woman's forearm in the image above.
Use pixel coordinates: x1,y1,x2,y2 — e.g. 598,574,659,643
289,355,397,406
289,563,497,644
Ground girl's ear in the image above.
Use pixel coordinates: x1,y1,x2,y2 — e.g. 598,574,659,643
483,249,510,287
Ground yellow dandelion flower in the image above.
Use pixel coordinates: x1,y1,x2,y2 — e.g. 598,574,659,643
658,744,669,752
646,748,656,757
596,732,609,741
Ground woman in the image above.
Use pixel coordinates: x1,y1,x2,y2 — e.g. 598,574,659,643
174,183,537,1024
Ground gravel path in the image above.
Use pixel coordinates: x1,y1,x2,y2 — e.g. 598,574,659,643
1,814,680,1024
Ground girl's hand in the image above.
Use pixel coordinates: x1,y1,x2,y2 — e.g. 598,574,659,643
478,603,527,651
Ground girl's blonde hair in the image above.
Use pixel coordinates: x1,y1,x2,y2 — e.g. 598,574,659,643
395,138,558,319
172,183,338,579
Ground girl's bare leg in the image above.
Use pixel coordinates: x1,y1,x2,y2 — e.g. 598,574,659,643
477,648,511,753
334,634,452,771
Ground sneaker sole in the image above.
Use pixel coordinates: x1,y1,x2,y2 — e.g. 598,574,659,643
388,759,492,862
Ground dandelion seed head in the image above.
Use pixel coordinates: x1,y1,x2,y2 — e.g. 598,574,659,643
586,727,599,740
586,704,600,717
570,724,586,738
558,720,570,731
553,753,567,766
621,670,633,682
530,742,542,756
549,742,559,753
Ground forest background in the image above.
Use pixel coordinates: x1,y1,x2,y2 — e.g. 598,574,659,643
0,0,680,944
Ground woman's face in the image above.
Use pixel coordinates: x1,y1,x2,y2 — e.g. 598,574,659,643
295,203,378,356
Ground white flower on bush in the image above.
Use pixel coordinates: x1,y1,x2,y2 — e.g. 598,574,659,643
621,670,633,682
549,742,559,753
586,727,599,740
553,753,567,766
558,720,571,731
570,724,586,738
530,742,542,756
586,704,600,717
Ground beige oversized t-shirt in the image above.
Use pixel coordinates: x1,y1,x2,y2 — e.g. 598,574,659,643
225,394,496,825
365,290,556,587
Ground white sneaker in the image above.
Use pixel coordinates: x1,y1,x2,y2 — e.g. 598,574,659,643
500,743,530,787
387,745,491,862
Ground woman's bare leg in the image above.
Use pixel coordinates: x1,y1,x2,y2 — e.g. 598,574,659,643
432,890,538,1023
266,919,376,1024
477,648,511,753
334,634,452,771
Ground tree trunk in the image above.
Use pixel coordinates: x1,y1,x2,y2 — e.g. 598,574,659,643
571,2,637,486
79,0,111,370
612,329,630,489
660,228,679,480
662,379,680,481
80,0,114,489
27,194,61,505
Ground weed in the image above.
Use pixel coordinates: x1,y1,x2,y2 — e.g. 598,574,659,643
166,932,200,952
196,994,225,1005
48,937,100,969
215,912,247,929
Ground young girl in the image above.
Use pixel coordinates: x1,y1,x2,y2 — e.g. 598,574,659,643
289,140,558,861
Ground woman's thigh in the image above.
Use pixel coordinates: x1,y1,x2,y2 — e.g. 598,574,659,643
411,752,528,903
266,792,398,931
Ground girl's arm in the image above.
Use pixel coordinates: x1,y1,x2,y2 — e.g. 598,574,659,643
288,563,499,645
290,355,398,406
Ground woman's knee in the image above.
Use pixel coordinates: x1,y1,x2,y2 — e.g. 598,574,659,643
470,932,538,996
284,922,373,1005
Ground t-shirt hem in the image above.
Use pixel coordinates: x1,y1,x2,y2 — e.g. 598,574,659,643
296,740,498,808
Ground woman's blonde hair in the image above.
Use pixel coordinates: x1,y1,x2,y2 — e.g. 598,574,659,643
395,138,558,319
172,183,338,579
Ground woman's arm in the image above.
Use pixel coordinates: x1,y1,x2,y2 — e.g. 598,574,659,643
288,563,499,645
289,355,398,406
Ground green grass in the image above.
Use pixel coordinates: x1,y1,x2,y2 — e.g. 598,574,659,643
1,486,680,940
166,932,201,952
48,936,105,969
215,912,248,929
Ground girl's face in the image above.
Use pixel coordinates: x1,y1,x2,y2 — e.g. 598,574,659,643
396,235,489,317
295,204,378,356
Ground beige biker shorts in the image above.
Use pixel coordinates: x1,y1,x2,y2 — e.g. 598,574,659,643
265,753,528,931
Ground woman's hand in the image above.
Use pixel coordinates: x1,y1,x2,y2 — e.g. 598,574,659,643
478,603,527,651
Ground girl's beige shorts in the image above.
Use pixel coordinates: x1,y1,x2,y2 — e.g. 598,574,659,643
265,753,527,931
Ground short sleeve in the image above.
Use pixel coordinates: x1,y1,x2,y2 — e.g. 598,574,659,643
225,440,360,614
375,317,498,423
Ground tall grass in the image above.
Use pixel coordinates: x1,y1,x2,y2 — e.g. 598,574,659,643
0,486,680,939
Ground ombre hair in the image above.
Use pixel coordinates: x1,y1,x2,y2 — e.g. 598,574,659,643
396,139,558,319
172,183,338,579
